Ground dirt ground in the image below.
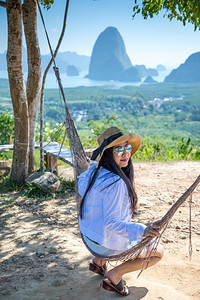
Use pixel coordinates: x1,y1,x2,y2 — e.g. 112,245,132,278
0,161,200,300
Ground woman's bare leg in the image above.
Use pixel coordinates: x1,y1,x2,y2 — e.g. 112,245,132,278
93,257,107,267
105,243,164,287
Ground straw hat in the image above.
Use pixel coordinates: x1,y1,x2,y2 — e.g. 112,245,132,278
91,126,141,161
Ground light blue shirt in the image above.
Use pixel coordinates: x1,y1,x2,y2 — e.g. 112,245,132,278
78,164,146,251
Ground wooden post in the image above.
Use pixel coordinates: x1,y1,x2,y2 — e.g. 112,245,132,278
44,153,58,173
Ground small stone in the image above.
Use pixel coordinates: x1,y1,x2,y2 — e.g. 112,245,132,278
59,271,68,277
139,201,148,207
48,247,57,254
162,238,174,243
175,225,181,230
36,252,46,258
195,231,200,235
48,257,56,262
182,226,188,230
48,220,56,225
67,263,75,270
168,201,173,205
180,234,187,240
30,230,43,236
51,279,65,287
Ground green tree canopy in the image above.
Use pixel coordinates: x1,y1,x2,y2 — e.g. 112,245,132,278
133,0,200,30
39,0,54,9
0,111,14,144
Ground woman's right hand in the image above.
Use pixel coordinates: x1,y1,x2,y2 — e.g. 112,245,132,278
143,220,162,238
74,152,90,171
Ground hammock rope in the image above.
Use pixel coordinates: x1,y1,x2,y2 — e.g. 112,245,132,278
40,122,66,148
189,193,193,259
37,0,200,265
36,0,56,69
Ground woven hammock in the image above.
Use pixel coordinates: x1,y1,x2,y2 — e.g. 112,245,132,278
54,67,200,263
82,176,200,262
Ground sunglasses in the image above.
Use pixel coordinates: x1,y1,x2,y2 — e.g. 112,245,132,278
114,144,132,156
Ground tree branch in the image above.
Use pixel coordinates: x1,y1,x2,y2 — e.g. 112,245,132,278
0,1,6,8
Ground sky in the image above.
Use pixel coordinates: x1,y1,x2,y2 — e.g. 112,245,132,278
0,0,200,68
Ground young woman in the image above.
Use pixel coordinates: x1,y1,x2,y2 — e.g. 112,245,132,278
76,126,164,296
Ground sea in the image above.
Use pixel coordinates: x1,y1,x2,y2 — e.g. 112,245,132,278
0,69,172,89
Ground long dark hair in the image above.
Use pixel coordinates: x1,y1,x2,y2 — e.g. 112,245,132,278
79,147,138,218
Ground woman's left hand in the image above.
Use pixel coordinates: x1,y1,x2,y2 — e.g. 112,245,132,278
143,220,162,238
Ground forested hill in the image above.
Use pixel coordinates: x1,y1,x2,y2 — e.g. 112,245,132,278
0,79,200,140
165,52,200,83
0,49,90,73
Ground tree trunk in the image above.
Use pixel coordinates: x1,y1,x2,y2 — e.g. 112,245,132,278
23,0,41,175
6,0,29,184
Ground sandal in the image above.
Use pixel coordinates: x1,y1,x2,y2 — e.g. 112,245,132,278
102,278,130,296
89,261,107,277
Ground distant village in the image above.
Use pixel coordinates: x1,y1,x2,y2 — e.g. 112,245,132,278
148,96,183,109
73,95,185,122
